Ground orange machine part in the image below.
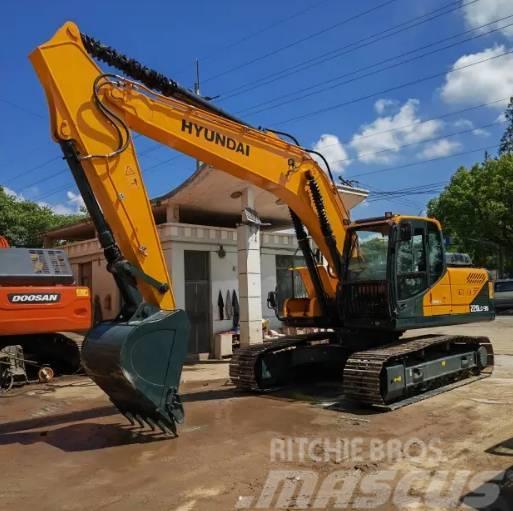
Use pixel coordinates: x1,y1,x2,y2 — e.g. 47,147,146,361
0,285,91,336
0,236,10,248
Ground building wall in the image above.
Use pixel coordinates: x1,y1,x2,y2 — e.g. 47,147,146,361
63,222,297,353
68,246,119,321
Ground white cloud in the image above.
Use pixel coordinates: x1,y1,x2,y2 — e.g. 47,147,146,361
497,112,507,122
463,0,513,38
312,134,351,173
39,191,84,215
374,98,399,115
2,186,24,201
3,186,84,215
453,119,474,129
453,119,490,136
440,46,513,108
43,202,75,215
472,127,491,137
66,190,85,210
419,139,462,159
350,99,443,164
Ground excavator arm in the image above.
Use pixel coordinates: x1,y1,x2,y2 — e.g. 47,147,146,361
30,22,350,306
30,22,351,433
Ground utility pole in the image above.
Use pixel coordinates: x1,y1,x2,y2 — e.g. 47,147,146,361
194,59,202,173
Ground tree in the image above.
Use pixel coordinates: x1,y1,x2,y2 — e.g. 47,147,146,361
499,97,513,156
427,154,513,273
0,187,85,247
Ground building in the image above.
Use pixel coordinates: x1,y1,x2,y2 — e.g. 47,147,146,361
44,164,368,358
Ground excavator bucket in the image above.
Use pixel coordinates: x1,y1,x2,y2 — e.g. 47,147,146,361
81,309,189,436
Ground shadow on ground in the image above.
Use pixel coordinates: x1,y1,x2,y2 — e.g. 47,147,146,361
0,405,117,435
183,380,375,415
0,422,171,451
461,436,513,510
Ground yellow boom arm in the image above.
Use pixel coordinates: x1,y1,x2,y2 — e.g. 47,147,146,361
30,22,350,312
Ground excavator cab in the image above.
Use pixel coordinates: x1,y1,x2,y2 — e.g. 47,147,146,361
279,214,494,334
340,215,495,332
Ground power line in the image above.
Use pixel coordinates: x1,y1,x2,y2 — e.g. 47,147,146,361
0,98,45,119
3,156,60,186
367,180,447,194
330,119,505,167
0,0,485,201
366,184,447,200
144,154,186,174
219,0,476,100
34,183,72,203
290,97,507,155
10,97,507,200
326,98,507,152
238,16,513,117
28,151,187,204
274,48,513,126
204,0,402,84
6,1,487,194
363,185,425,209
350,143,500,178
7,134,171,193
187,0,330,69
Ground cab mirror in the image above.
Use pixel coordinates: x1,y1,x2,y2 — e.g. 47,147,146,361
399,223,412,242
267,291,278,310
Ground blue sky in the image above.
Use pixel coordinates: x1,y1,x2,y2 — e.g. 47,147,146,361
1,0,512,219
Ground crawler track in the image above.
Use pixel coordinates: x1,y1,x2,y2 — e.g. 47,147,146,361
230,333,494,409
343,334,493,407
0,333,83,376
229,333,337,391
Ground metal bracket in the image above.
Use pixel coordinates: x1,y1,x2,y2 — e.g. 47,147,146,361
117,260,169,294
241,207,270,227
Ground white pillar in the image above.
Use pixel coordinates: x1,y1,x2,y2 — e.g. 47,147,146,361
166,202,180,223
237,187,263,347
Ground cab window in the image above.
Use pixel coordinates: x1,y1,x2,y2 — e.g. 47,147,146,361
396,226,428,300
346,226,389,282
427,222,444,283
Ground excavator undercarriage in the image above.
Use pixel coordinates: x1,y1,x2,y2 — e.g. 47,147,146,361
230,332,494,409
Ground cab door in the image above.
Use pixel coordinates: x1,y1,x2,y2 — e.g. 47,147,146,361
424,221,451,315
395,220,430,320
394,219,430,329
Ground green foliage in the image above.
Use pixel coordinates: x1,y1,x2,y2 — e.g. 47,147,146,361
499,97,513,156
427,154,513,270
0,187,85,247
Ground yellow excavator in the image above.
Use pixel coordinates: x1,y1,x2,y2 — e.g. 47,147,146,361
29,22,494,435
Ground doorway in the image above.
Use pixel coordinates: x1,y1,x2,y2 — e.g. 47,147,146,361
184,250,211,355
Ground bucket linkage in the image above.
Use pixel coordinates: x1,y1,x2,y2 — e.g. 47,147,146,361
61,140,189,437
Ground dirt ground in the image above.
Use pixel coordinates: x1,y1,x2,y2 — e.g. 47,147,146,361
1,317,513,510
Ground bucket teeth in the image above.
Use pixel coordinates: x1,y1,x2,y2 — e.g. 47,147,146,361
145,417,157,431
116,405,179,436
157,419,175,436
124,411,136,426
151,416,176,435
134,414,145,428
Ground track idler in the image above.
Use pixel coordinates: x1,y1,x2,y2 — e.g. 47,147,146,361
82,309,189,436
